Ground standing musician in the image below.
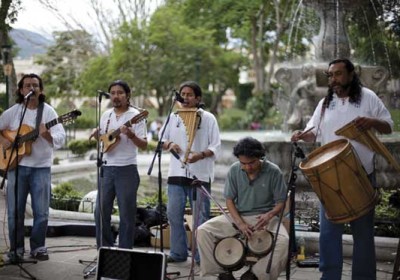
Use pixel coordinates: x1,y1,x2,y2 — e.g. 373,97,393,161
197,137,289,280
89,80,147,249
0,73,66,261
291,58,393,279
160,81,221,263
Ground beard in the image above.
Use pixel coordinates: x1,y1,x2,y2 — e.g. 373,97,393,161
329,81,351,95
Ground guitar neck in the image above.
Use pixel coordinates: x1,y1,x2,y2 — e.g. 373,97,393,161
109,118,137,138
18,117,60,144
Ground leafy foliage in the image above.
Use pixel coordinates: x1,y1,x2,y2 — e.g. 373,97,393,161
67,139,97,156
35,30,100,99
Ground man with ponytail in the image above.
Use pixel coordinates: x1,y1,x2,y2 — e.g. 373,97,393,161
291,58,393,279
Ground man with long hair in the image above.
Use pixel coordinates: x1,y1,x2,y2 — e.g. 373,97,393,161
89,80,147,249
160,81,221,264
292,58,393,279
0,73,66,261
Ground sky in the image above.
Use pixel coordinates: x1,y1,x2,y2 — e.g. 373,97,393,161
11,0,114,38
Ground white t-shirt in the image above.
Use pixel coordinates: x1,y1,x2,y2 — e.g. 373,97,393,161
100,107,147,166
305,87,394,174
0,103,66,167
160,108,221,183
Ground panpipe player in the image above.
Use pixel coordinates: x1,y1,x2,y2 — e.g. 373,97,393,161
291,58,393,279
197,137,289,280
159,81,221,264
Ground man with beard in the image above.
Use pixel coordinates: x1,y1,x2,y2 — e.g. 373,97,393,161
90,80,147,249
291,58,393,279
160,81,221,264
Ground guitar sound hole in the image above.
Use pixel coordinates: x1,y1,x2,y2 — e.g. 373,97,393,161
108,135,114,141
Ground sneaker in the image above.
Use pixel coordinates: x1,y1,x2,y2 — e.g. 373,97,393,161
218,271,235,280
31,251,49,261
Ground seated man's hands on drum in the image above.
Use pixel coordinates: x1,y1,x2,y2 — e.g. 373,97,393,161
237,220,254,239
254,211,275,231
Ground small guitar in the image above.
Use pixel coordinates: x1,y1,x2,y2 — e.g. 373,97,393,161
0,109,82,171
100,110,149,153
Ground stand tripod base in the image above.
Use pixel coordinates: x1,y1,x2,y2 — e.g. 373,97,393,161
2,258,38,280
79,258,97,278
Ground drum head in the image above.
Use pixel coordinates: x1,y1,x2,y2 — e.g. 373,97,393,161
247,230,273,256
300,139,349,169
213,237,245,269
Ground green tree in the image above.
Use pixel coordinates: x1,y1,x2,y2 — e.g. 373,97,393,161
0,0,21,108
34,30,99,100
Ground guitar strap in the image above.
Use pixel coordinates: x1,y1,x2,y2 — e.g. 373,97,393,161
33,102,44,141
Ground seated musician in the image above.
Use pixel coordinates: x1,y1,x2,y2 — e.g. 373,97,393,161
197,137,289,280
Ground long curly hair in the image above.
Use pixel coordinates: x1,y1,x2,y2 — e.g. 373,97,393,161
321,58,363,111
16,73,45,104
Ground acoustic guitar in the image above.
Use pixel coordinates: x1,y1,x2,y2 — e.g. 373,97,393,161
0,109,82,171
100,110,149,153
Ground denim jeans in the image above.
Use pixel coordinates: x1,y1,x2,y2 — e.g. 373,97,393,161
7,166,51,255
95,165,139,249
167,183,210,262
319,173,377,280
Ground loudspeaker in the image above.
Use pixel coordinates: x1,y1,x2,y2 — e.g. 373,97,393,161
96,247,166,280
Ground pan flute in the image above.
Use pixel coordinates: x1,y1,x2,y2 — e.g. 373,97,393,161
177,108,201,163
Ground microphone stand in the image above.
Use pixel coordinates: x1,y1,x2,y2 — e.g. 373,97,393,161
266,142,305,279
2,97,37,279
80,91,107,278
147,90,180,279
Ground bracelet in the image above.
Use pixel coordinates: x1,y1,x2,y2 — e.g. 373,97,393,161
201,151,206,159
167,142,173,149
129,133,136,139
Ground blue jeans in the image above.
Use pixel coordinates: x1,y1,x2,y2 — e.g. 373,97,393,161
167,183,210,262
95,165,139,249
7,166,51,255
319,173,377,280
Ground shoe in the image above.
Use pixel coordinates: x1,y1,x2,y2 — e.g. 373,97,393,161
31,251,49,261
218,271,235,280
240,269,258,280
7,251,24,263
166,255,186,263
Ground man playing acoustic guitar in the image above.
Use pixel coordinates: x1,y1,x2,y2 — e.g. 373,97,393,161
0,73,66,262
89,80,148,249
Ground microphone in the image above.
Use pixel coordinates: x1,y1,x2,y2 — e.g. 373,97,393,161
97,90,111,99
292,142,306,160
173,90,184,103
24,90,35,100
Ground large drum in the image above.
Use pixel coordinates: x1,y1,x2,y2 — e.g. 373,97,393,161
299,139,378,223
246,230,273,257
213,237,245,271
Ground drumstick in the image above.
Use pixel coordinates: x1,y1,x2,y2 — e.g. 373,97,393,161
298,126,315,138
